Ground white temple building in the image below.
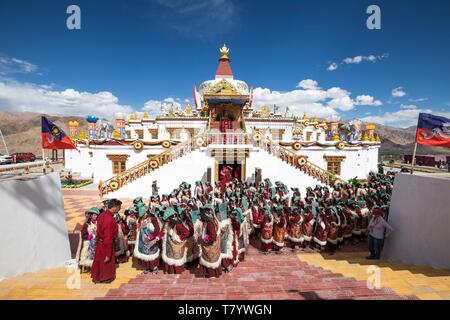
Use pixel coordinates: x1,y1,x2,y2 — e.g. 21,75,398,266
65,45,380,198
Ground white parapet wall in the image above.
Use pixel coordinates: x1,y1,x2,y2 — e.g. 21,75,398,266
105,150,214,199
383,173,450,269
246,148,327,194
0,173,71,279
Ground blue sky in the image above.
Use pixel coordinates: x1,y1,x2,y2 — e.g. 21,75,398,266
0,0,449,127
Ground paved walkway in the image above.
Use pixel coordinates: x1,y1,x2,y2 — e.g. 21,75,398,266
0,190,448,300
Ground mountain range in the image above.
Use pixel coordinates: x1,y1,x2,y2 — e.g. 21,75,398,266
1,112,449,157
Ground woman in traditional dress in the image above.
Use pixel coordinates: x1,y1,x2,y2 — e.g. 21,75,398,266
272,206,287,253
219,207,236,272
287,207,304,252
79,207,100,272
124,207,138,255
326,207,340,255
260,207,274,255
134,205,161,274
198,207,222,278
161,208,191,274
114,211,130,264
312,208,329,251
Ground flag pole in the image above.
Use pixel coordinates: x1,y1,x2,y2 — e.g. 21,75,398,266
42,148,46,174
410,142,418,174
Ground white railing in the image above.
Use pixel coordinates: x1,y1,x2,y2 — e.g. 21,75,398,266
205,132,252,145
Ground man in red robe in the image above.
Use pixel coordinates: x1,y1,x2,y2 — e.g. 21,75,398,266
91,199,121,283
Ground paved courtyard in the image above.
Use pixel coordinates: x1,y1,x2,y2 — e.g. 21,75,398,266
0,189,449,300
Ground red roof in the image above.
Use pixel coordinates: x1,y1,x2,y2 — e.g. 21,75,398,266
215,58,233,77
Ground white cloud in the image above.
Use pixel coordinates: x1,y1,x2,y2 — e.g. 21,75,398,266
296,79,319,90
399,104,417,109
0,56,39,75
392,87,406,97
0,80,133,119
355,95,382,106
326,63,338,72
253,80,382,118
327,54,388,71
343,54,388,65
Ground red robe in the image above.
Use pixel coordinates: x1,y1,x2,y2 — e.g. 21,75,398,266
91,210,118,283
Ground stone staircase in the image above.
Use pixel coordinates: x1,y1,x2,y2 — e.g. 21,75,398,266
99,240,417,300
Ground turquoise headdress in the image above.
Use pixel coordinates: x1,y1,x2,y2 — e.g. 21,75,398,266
163,208,176,220
138,205,148,218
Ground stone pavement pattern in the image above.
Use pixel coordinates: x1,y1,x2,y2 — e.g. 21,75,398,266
0,190,448,300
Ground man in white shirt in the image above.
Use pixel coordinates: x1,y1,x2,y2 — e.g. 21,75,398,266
367,206,394,260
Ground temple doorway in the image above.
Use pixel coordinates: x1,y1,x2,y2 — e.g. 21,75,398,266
218,161,244,189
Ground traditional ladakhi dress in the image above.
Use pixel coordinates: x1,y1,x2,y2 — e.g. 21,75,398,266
125,215,138,246
238,216,251,261
115,220,130,263
183,220,198,266
79,221,97,269
199,219,222,278
301,212,315,244
343,208,354,239
313,216,329,247
260,214,274,251
162,222,191,274
272,215,287,250
287,214,304,248
359,207,370,235
326,214,340,245
220,217,239,270
133,216,161,271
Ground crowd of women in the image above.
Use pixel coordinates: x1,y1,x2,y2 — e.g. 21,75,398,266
79,171,395,282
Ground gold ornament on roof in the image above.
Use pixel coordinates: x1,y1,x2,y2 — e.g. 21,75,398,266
185,103,193,116
362,132,369,142
312,116,318,123
219,44,230,60
68,121,79,127
113,129,121,140
78,131,87,139
376,135,381,142
143,112,149,119
129,114,136,120
205,78,240,96
332,133,340,141
366,124,376,131
303,113,308,120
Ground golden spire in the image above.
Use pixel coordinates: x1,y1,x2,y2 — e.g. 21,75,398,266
303,113,308,120
219,44,230,60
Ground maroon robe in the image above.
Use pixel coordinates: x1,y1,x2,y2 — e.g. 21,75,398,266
91,210,118,283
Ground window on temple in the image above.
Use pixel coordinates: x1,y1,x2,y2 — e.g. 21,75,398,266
107,154,129,175
136,129,144,139
306,132,312,141
316,132,321,141
324,156,346,176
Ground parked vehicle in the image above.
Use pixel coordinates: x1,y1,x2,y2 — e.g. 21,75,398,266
11,152,36,163
0,154,13,165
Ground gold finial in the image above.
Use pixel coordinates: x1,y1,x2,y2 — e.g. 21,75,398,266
332,133,340,141
363,132,369,142
219,44,230,60
143,112,149,119
113,129,121,140
312,116,318,123
303,113,308,120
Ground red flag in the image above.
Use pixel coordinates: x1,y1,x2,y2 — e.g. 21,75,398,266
41,116,77,150
415,113,450,148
